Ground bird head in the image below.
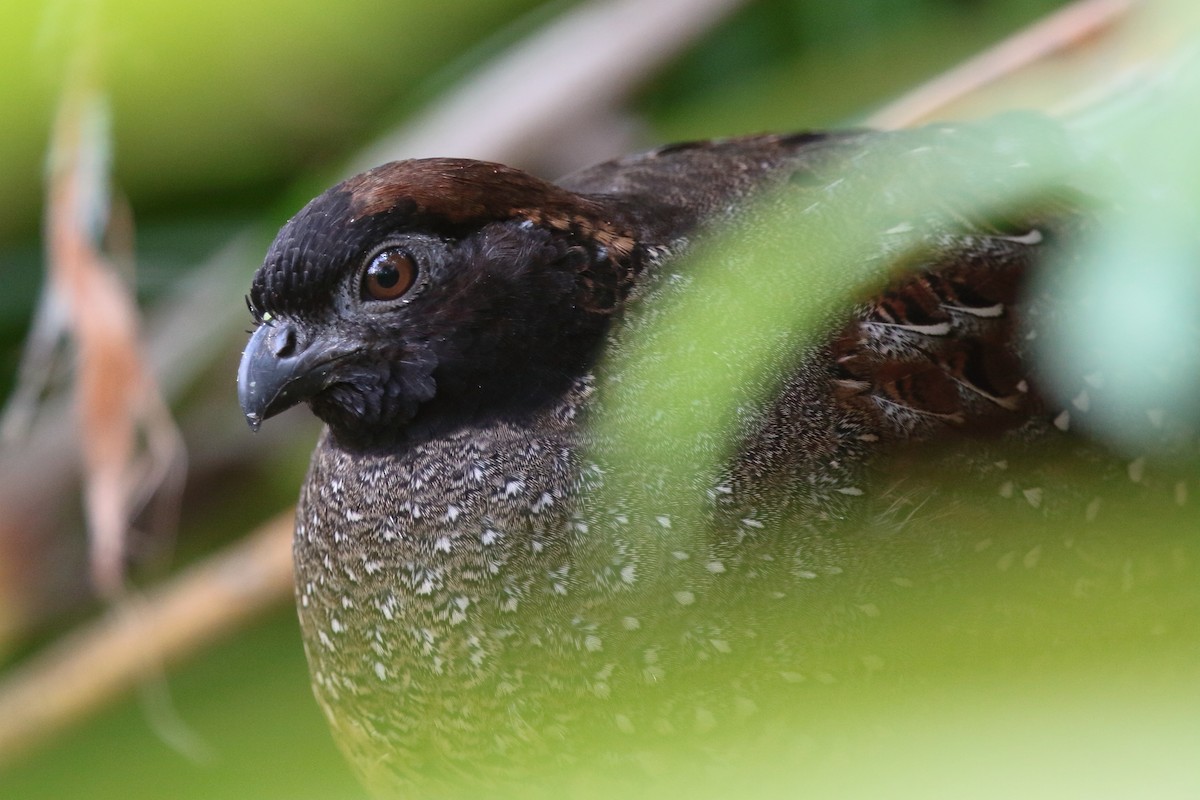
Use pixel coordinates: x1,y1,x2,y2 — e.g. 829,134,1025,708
237,158,639,450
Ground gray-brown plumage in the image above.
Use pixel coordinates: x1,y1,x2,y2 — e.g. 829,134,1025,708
238,118,1093,794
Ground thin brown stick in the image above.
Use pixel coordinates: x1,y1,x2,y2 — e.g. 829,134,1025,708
868,0,1138,129
0,511,293,767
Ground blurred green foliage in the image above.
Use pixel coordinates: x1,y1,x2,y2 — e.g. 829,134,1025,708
642,0,1065,136
0,0,550,240
3,0,1199,798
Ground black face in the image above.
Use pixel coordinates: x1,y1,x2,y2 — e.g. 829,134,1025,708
237,163,628,451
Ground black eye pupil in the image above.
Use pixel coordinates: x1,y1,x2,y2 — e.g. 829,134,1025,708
371,263,399,288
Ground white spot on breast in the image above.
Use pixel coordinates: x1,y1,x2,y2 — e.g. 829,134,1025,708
674,590,695,606
622,616,640,630
706,561,725,574
1072,389,1091,412
330,617,343,633
378,595,396,621
642,663,664,686
435,536,452,553
656,515,672,528
1023,487,1043,508
444,505,461,523
1053,409,1071,431
1128,457,1146,483
318,631,335,650
505,479,525,497
735,697,758,716
374,662,387,680
620,564,637,584
585,635,603,652
741,517,764,529
482,529,500,545
345,509,363,522
836,487,864,496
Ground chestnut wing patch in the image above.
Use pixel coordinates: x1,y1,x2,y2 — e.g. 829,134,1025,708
833,233,1041,440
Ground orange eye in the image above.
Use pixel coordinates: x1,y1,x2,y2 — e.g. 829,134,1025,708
363,249,417,301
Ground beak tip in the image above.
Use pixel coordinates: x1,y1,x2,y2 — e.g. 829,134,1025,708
237,320,337,430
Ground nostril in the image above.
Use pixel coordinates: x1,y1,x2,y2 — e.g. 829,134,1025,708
270,323,299,358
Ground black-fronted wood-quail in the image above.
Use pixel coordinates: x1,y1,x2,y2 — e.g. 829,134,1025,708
237,117,1176,795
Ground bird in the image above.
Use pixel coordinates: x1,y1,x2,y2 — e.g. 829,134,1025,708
238,117,1131,795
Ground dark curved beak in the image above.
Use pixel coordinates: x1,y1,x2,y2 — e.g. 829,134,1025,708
237,321,348,430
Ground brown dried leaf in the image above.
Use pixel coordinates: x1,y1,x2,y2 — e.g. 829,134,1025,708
41,85,187,599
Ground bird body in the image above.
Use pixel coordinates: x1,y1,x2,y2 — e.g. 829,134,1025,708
240,118,1089,793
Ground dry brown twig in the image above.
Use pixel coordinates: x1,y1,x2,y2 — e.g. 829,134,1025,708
868,0,1139,128
0,0,1154,769
0,512,294,766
